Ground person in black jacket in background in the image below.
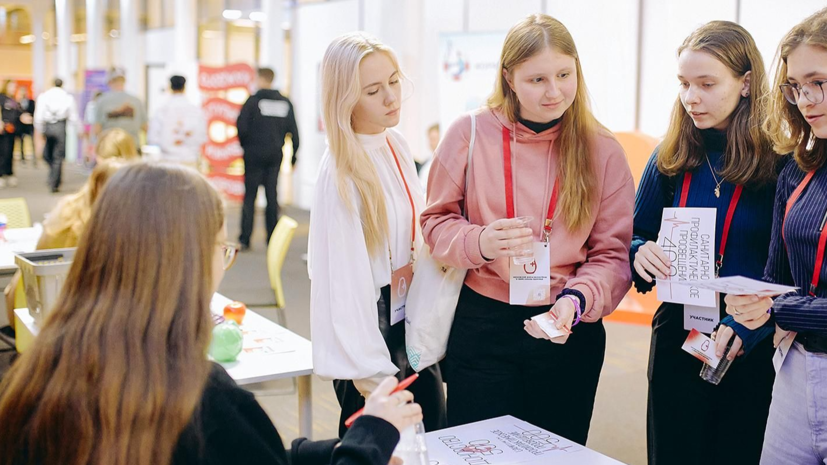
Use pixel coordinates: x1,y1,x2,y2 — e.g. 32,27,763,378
0,163,421,465
0,81,22,188
237,67,300,250
15,86,35,166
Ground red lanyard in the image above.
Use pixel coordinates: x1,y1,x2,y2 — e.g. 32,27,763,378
782,170,826,297
387,138,416,259
679,172,743,275
502,127,559,240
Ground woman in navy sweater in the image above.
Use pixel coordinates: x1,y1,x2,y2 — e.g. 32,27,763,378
631,22,782,465
727,9,827,464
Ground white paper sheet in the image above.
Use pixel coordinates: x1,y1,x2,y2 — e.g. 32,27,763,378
426,416,625,465
680,276,798,297
655,208,717,307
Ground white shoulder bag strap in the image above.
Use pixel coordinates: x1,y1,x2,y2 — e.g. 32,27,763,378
463,112,476,218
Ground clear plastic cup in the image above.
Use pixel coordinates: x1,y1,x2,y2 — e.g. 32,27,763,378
511,216,535,265
699,339,734,385
392,421,430,465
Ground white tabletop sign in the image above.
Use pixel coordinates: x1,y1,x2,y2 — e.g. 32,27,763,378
656,208,717,308
426,416,624,465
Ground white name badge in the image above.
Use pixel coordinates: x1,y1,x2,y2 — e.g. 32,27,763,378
509,242,551,306
684,295,719,334
390,263,413,326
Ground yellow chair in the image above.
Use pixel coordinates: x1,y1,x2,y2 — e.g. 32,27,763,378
267,215,298,327
0,197,32,228
249,215,299,397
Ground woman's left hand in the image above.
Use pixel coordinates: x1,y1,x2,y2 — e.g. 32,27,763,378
523,296,575,344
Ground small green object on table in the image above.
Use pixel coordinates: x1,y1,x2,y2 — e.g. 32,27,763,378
209,320,244,362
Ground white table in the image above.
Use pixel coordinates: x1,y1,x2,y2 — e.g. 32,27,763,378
0,225,42,276
14,292,315,439
209,294,314,438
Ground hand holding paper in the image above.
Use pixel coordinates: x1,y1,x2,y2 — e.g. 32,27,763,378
724,293,774,330
525,311,571,342
633,240,672,282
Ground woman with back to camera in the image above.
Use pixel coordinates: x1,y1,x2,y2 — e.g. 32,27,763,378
0,163,422,465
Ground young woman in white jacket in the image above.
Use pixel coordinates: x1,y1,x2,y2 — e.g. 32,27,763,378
308,32,446,438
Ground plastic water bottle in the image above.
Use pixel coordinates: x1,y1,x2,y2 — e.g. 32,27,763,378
392,421,430,465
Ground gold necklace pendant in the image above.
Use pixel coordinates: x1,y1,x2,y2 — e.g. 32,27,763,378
714,185,721,198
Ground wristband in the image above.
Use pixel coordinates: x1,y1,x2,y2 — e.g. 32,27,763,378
561,294,582,326
557,288,586,325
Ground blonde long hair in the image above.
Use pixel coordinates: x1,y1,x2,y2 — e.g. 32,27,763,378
0,164,224,465
96,128,140,161
764,7,827,172
43,159,129,245
488,14,600,231
321,32,402,255
658,21,776,186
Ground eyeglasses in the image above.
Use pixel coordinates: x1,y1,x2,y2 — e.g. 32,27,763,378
780,80,827,105
220,242,240,271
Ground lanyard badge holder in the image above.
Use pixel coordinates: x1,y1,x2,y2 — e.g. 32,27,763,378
388,139,416,326
679,172,743,333
503,127,558,306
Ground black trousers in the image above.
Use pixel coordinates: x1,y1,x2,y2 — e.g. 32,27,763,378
647,301,775,465
240,161,280,246
334,285,447,439
42,121,66,190
445,285,606,445
0,134,13,176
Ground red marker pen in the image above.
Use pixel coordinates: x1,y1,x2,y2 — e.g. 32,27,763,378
344,373,419,428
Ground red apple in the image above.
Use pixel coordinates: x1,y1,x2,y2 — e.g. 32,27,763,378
223,301,247,325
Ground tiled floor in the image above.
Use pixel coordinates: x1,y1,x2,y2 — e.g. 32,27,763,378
0,159,650,465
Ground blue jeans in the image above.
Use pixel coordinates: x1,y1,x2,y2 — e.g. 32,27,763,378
761,342,827,464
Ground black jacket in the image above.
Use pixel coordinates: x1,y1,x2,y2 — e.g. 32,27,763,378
0,94,21,135
172,363,400,465
237,89,300,167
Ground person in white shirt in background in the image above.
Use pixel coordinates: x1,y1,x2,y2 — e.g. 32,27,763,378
147,76,207,168
309,32,447,439
417,123,440,191
33,78,79,193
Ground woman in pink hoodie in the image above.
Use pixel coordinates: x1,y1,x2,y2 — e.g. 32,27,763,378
421,14,634,444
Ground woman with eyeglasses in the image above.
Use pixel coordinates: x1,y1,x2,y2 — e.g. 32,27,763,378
0,163,423,465
724,8,827,464
631,22,784,464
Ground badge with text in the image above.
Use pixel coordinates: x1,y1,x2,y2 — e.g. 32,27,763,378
509,242,551,306
656,208,717,308
681,329,722,368
390,263,413,326
684,297,719,334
